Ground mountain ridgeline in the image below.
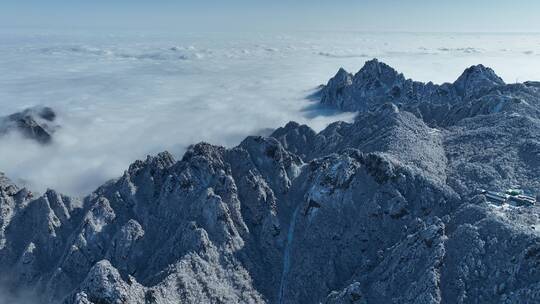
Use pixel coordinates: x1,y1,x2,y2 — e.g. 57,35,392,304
2,59,540,303
321,59,540,127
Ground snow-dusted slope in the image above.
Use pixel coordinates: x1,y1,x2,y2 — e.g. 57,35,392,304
320,59,540,127
2,61,540,303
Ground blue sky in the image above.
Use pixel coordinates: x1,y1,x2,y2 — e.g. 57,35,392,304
2,0,540,32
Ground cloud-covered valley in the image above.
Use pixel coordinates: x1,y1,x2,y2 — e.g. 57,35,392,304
1,31,540,196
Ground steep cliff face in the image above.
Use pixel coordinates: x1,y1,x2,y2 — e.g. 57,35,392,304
2,61,540,304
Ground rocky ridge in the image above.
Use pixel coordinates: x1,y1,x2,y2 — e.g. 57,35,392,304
320,59,540,127
1,61,540,303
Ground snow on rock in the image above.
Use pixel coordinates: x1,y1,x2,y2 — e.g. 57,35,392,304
2,61,540,303
320,59,540,127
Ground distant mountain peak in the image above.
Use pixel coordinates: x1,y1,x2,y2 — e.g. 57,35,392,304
0,106,58,144
355,58,400,81
331,67,353,83
335,67,349,76
320,59,532,126
453,64,505,98
455,63,504,85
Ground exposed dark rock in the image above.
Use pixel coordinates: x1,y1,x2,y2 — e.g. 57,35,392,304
0,106,58,144
320,59,540,127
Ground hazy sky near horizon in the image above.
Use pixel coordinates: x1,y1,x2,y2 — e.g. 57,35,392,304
2,0,540,32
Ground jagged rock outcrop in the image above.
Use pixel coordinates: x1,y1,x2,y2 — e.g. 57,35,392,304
452,64,505,99
320,59,540,127
0,106,58,144
2,61,540,303
272,103,447,181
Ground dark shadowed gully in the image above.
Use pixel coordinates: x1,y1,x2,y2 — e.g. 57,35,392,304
2,60,540,303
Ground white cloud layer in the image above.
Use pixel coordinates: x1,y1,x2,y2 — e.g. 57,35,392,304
1,31,540,196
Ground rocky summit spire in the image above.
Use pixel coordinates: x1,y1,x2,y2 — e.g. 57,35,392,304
330,67,353,88
354,58,401,83
320,59,411,112
318,59,535,126
453,64,505,98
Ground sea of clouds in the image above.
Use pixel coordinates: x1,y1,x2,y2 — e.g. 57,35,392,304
1,30,540,196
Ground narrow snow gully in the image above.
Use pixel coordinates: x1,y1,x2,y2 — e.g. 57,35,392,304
278,205,300,304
